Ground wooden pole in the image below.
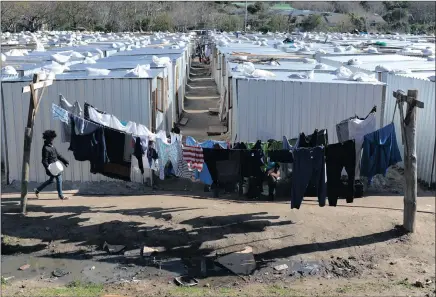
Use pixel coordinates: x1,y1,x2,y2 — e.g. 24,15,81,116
394,89,424,233
20,74,40,214
403,89,419,232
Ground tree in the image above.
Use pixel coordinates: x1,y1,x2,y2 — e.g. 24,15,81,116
300,14,323,31
268,15,290,32
152,13,174,32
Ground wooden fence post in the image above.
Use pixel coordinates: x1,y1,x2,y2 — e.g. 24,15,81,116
393,89,424,233
20,74,52,214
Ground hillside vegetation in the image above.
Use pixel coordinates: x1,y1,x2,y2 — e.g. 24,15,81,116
1,1,435,34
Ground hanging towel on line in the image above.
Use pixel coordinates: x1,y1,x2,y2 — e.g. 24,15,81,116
182,145,204,171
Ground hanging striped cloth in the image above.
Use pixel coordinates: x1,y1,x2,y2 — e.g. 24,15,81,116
182,145,204,172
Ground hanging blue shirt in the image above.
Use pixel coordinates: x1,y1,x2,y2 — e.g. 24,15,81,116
185,136,228,149
360,123,402,185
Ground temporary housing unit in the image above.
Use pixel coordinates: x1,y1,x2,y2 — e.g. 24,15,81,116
1,68,167,184
109,46,191,121
382,71,436,185
319,54,433,76
229,70,386,145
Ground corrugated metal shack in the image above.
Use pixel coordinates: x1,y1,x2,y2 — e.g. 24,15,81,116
1,69,164,184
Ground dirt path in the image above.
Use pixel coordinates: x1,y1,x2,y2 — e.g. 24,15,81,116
179,60,228,141
1,187,435,296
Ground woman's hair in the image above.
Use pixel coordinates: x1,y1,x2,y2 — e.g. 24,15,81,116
42,130,57,140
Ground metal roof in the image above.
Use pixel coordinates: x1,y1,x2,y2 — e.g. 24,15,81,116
232,69,384,84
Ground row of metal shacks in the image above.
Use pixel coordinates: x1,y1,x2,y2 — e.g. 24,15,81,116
210,41,386,142
319,53,435,186
1,40,193,184
210,36,435,186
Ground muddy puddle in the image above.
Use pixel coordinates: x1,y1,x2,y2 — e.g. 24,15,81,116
1,249,340,287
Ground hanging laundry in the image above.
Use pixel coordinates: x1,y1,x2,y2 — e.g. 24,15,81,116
186,136,228,149
123,135,134,162
156,138,181,180
291,147,326,209
336,106,377,144
52,103,69,124
84,102,157,140
297,129,328,148
360,123,402,185
326,140,356,206
336,118,352,143
133,136,146,174
59,96,82,143
202,148,242,185
99,127,132,181
182,145,204,171
348,112,376,178
268,150,294,163
73,115,100,135
194,163,213,185
68,116,107,173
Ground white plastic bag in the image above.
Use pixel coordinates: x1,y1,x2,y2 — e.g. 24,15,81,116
2,66,18,75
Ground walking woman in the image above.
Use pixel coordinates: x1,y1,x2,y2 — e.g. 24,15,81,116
34,130,69,200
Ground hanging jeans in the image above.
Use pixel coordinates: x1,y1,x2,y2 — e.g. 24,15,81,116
36,174,63,198
291,147,326,209
326,140,356,206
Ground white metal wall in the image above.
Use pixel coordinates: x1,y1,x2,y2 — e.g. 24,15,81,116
2,78,152,183
233,79,385,145
383,73,436,185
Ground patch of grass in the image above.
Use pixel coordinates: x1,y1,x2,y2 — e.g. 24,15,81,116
34,281,103,297
169,286,210,297
219,287,238,296
336,284,352,294
396,279,414,289
266,284,300,296
1,277,8,285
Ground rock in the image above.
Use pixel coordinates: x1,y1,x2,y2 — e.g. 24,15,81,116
20,284,26,288
387,272,395,277
348,256,356,260
414,280,425,288
233,282,239,286
389,261,397,265
19,264,30,271
425,279,433,285
274,264,289,271
264,272,269,275
204,283,210,288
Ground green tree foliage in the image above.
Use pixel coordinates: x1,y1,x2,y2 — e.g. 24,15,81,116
0,1,434,34
301,15,323,31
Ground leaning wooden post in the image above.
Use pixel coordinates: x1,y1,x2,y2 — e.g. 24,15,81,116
394,89,424,233
20,74,40,214
20,74,53,214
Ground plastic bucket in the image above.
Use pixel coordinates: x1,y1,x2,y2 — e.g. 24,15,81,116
48,161,64,176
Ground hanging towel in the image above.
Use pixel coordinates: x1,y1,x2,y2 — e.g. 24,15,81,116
360,123,402,185
59,96,82,142
52,103,69,124
182,145,204,171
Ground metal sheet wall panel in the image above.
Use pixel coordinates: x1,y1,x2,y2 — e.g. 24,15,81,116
383,73,436,184
2,78,151,183
234,79,384,144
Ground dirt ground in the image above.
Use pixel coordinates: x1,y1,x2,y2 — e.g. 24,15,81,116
1,179,435,296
